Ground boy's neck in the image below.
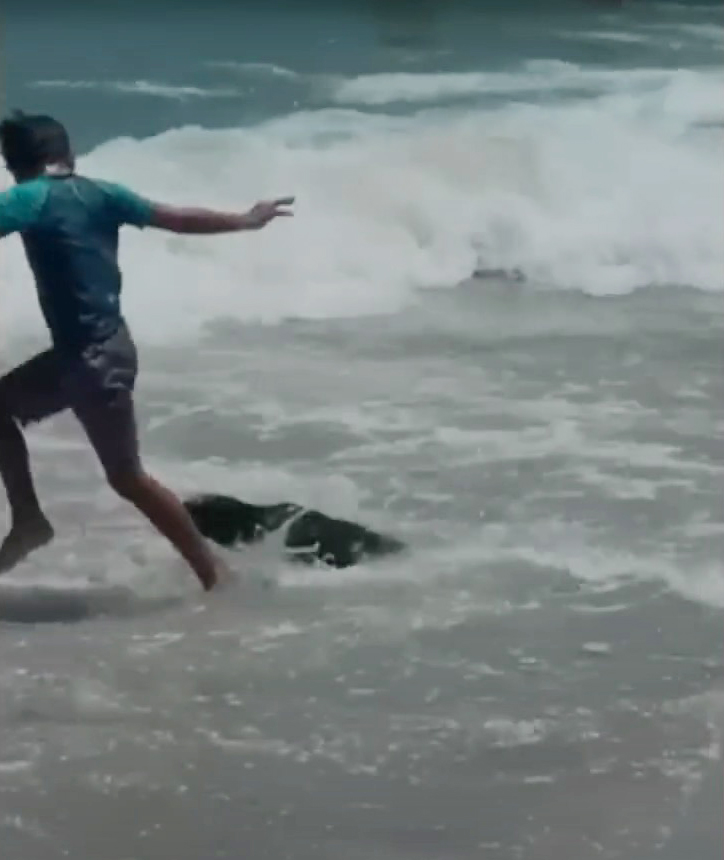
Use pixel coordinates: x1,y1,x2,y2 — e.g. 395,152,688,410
43,162,74,178
15,161,74,183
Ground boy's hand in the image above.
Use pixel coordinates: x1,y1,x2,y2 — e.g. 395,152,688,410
244,197,295,230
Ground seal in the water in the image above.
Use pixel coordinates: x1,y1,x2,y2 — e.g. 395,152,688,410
183,493,406,568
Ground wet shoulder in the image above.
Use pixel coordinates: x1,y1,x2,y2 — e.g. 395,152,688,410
80,176,154,228
0,178,52,235
39,176,152,229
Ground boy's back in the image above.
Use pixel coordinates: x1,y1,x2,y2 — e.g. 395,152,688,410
0,174,152,353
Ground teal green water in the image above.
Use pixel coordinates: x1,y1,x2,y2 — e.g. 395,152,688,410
5,1,723,150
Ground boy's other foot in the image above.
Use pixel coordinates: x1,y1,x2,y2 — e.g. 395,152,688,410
0,516,55,574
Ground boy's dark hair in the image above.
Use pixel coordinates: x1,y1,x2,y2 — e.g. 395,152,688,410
0,111,73,175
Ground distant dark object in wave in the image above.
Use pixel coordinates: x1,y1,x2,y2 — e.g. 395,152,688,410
473,266,525,282
184,494,407,569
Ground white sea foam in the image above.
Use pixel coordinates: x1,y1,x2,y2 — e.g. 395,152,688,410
28,79,239,99
204,61,301,79
327,62,675,104
2,65,721,345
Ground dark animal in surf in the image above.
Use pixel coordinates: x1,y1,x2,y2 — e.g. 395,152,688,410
183,494,406,569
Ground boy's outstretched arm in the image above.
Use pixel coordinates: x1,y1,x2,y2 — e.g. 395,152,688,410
148,196,294,235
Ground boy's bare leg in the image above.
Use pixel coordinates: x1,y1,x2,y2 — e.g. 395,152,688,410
0,413,218,587
68,324,220,591
109,470,220,591
0,415,55,573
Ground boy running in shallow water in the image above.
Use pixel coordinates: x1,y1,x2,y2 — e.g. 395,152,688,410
0,111,293,589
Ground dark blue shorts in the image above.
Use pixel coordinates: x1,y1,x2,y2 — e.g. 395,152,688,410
0,322,140,478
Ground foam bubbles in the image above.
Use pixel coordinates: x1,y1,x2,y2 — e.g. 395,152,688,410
2,66,721,344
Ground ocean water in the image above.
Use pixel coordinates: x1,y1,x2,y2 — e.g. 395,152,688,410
1,2,723,858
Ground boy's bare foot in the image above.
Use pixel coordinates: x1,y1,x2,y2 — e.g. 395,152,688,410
199,558,235,592
0,516,55,574
199,567,217,592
